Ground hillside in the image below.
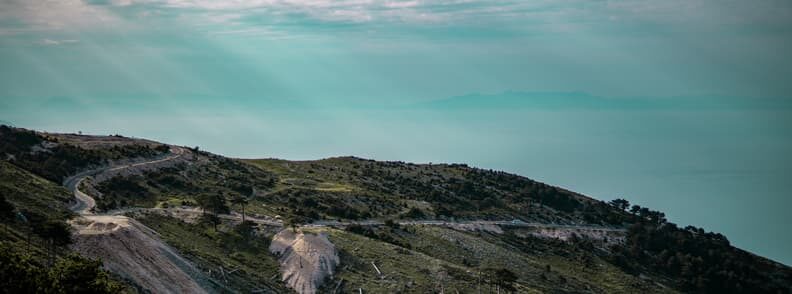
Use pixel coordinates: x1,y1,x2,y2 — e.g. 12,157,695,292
1,125,790,293
0,160,126,293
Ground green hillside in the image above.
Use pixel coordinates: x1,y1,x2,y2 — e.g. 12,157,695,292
1,126,790,293
0,161,127,293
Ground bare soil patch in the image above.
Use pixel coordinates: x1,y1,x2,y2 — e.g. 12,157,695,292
70,215,211,293
269,229,339,294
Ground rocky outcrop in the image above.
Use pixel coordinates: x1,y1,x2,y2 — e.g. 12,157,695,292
269,229,339,294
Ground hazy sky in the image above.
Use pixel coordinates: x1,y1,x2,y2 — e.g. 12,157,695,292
1,0,792,265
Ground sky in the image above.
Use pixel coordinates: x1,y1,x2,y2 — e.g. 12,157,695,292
1,0,792,265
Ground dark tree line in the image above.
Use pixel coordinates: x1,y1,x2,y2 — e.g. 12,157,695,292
607,198,792,293
0,191,123,293
0,126,168,183
0,243,123,293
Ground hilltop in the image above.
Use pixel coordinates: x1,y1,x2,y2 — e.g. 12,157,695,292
0,125,790,293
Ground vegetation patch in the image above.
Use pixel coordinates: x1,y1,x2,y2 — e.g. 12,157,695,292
136,213,289,293
0,161,129,293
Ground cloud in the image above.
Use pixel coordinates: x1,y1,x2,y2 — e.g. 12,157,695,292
35,39,80,46
0,0,125,35
383,1,420,9
160,0,792,33
205,27,294,39
84,0,136,6
2,0,791,39
207,28,275,35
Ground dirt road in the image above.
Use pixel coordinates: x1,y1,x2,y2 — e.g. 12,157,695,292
64,147,222,293
60,146,626,294
65,147,185,215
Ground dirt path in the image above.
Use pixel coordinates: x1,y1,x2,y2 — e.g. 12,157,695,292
64,146,624,236
64,169,99,214
70,215,212,294
64,147,221,293
65,147,186,215
62,146,624,294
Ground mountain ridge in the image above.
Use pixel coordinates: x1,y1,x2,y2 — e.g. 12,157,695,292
1,125,790,293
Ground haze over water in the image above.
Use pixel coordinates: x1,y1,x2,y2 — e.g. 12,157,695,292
2,0,791,265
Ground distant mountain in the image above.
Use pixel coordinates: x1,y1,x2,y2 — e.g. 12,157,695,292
420,91,617,109
417,91,792,110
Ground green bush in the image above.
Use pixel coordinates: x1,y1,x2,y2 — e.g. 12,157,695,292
0,243,124,293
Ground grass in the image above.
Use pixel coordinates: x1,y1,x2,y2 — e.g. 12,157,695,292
95,155,276,212
243,156,603,224
0,161,74,222
67,152,674,292
0,161,133,292
135,213,290,293
320,227,481,293
244,159,360,193
155,195,195,208
314,181,357,192
324,224,676,293
0,161,73,265
478,227,676,294
3,130,785,294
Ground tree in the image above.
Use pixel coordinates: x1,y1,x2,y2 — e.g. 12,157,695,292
284,215,300,233
234,220,256,239
195,194,210,215
42,221,72,246
49,254,124,293
0,243,123,293
610,203,788,293
483,267,517,293
629,205,641,215
232,184,254,197
493,268,518,293
0,194,13,219
402,207,425,219
197,194,229,216
646,210,666,224
34,220,72,265
384,219,399,228
231,196,248,222
0,244,43,293
201,213,221,231
608,198,630,211
209,194,230,215
0,194,14,232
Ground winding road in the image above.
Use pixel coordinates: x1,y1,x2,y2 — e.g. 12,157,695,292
60,146,625,294
64,146,624,234
64,146,225,293
65,146,186,215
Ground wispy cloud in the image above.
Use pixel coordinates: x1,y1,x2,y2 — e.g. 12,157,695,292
2,0,791,37
207,28,276,35
0,0,122,32
35,38,80,46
